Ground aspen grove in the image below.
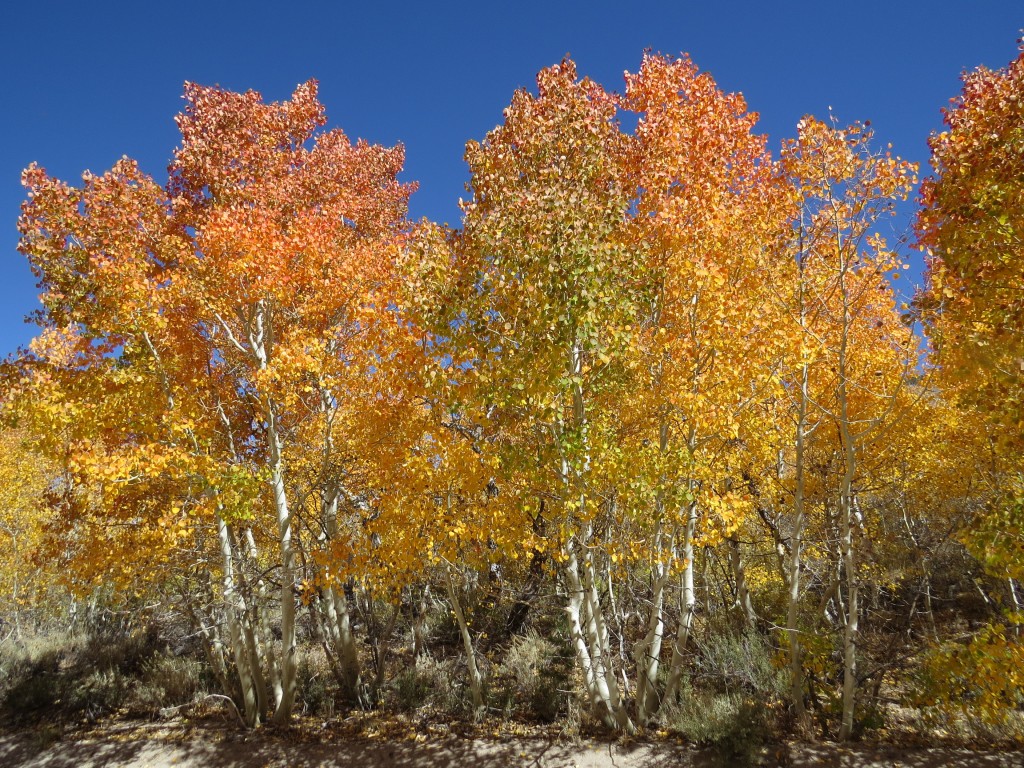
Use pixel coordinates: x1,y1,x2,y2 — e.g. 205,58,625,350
4,50,1023,739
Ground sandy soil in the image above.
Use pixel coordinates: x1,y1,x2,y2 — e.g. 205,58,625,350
1,721,1022,767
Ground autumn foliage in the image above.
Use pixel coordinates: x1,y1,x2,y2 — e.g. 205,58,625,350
4,48,1023,740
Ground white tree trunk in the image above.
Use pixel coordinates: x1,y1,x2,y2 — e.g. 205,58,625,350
837,232,859,742
788,356,810,729
412,584,430,659
217,514,261,727
248,303,298,725
553,341,634,733
320,488,361,700
838,445,859,741
446,569,484,713
662,500,697,705
728,536,756,627
635,520,668,722
562,538,634,732
267,417,298,724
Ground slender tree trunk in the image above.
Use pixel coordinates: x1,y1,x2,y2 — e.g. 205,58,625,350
266,417,298,723
10,533,21,642
507,506,546,635
635,522,668,722
581,541,630,723
922,569,938,639
446,568,484,713
248,303,299,725
412,584,430,659
662,499,698,705
196,616,237,706
661,346,702,708
605,555,631,699
562,536,634,732
837,232,859,742
789,356,811,729
838,452,859,740
217,515,261,727
363,592,399,696
237,528,273,719
1009,579,1022,613
636,419,671,721
728,536,756,627
564,546,605,717
320,487,361,700
182,576,236,707
556,341,633,733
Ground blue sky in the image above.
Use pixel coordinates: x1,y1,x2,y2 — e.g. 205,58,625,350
1,1,1020,356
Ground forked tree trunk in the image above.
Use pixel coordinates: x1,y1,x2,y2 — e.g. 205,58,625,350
562,534,635,732
635,419,672,722
558,341,633,733
237,528,272,718
216,514,262,727
248,303,299,725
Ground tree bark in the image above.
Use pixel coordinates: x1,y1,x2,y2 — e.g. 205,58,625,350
662,499,697,706
320,487,361,701
217,515,261,727
562,536,635,732
446,569,485,713
635,522,668,722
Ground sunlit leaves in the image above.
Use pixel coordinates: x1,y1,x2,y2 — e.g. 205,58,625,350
918,50,1024,459
11,51,1016,729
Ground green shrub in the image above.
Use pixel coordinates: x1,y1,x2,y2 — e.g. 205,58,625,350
83,622,164,673
128,655,206,717
389,655,467,715
1,628,189,724
1,657,65,719
67,668,131,720
492,630,571,722
694,628,786,698
297,648,336,717
663,689,770,767
0,635,76,721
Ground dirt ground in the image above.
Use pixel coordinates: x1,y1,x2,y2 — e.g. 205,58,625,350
1,721,1023,768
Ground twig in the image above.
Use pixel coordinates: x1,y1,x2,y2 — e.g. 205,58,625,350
192,694,248,729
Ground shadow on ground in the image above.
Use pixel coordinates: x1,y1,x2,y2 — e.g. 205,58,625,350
0,724,691,768
1,723,1022,768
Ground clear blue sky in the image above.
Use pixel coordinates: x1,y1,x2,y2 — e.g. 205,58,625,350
1,1,1020,356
